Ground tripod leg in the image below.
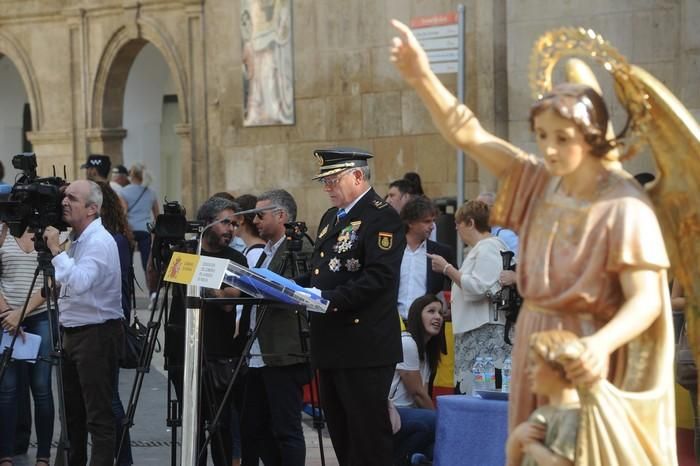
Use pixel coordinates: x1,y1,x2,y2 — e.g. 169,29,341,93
45,274,71,466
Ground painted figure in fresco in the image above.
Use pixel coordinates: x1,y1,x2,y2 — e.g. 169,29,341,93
241,0,294,126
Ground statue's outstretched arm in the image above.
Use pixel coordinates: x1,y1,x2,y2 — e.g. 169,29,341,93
390,19,521,179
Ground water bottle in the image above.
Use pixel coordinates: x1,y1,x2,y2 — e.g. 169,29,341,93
501,357,512,393
484,357,496,390
471,357,485,395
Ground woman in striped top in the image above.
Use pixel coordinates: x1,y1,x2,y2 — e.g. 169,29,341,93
0,226,54,466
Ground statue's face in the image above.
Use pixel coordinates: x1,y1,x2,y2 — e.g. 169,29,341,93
527,352,565,397
534,108,592,178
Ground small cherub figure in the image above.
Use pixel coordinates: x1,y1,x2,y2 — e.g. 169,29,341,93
506,330,581,466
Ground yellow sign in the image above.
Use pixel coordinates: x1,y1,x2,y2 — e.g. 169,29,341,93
165,252,199,285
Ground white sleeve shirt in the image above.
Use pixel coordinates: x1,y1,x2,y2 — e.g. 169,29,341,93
53,218,124,327
397,241,428,320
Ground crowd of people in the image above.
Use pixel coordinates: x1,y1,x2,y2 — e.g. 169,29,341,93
0,17,688,466
0,144,520,466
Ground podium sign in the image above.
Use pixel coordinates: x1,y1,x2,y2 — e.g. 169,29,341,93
164,252,230,289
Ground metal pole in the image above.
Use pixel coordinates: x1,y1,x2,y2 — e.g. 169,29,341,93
181,277,203,464
456,4,466,264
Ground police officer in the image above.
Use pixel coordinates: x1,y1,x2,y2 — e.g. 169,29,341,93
297,148,404,465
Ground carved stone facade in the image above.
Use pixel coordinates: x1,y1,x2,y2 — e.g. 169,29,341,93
0,0,696,226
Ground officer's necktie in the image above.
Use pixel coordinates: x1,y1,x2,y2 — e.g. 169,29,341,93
336,208,347,225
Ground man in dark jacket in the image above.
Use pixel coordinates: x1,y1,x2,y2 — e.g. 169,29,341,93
297,148,404,466
397,195,456,321
238,189,311,466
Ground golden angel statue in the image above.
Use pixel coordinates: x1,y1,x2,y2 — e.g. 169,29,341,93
389,20,700,465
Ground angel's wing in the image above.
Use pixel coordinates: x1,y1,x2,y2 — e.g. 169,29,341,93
616,64,700,367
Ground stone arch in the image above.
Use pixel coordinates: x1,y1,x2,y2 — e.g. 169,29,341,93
91,17,188,130
0,30,42,131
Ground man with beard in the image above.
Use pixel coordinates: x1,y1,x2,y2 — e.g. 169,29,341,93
164,196,246,466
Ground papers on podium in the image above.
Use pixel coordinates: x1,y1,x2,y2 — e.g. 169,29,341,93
224,261,329,314
163,252,329,314
1,330,42,363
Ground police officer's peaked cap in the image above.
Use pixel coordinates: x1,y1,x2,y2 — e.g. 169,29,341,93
80,154,111,169
312,147,373,180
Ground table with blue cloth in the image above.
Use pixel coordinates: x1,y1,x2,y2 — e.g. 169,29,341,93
433,395,508,466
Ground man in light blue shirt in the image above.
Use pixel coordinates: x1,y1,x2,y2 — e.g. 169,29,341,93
44,179,124,466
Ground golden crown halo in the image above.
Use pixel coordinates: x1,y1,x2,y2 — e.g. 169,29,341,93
529,27,653,161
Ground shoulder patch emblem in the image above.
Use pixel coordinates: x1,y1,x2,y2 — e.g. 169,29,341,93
378,232,393,250
372,199,388,209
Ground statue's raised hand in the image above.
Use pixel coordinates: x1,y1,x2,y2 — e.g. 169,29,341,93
390,19,432,86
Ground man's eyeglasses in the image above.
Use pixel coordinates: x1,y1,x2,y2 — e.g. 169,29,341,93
216,218,239,228
316,169,354,187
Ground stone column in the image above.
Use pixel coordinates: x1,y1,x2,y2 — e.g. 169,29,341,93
175,123,194,213
26,130,74,178
464,0,508,197
183,1,209,210
85,127,128,170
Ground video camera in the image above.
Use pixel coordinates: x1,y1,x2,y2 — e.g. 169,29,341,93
150,200,203,269
490,250,522,345
284,221,308,252
0,153,68,238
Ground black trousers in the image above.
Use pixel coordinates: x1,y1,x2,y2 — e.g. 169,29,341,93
241,364,309,466
319,366,394,466
62,319,123,466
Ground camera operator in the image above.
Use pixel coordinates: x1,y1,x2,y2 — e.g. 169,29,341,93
164,196,246,466
238,189,311,466
43,179,124,466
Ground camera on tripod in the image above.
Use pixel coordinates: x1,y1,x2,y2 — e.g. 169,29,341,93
0,152,68,238
150,200,204,268
284,221,308,252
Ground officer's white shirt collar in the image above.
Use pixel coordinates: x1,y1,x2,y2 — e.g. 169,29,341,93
340,187,372,215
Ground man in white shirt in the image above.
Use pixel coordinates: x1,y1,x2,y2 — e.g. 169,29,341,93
397,196,456,321
238,189,310,466
44,179,124,466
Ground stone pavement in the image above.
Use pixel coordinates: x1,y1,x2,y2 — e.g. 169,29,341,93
12,294,339,466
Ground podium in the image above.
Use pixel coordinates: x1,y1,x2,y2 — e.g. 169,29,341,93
163,252,327,464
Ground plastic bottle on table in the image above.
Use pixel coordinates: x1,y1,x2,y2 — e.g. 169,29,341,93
484,356,496,390
471,357,485,395
501,357,512,393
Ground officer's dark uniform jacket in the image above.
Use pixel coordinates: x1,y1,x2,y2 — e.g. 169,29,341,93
298,188,404,369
